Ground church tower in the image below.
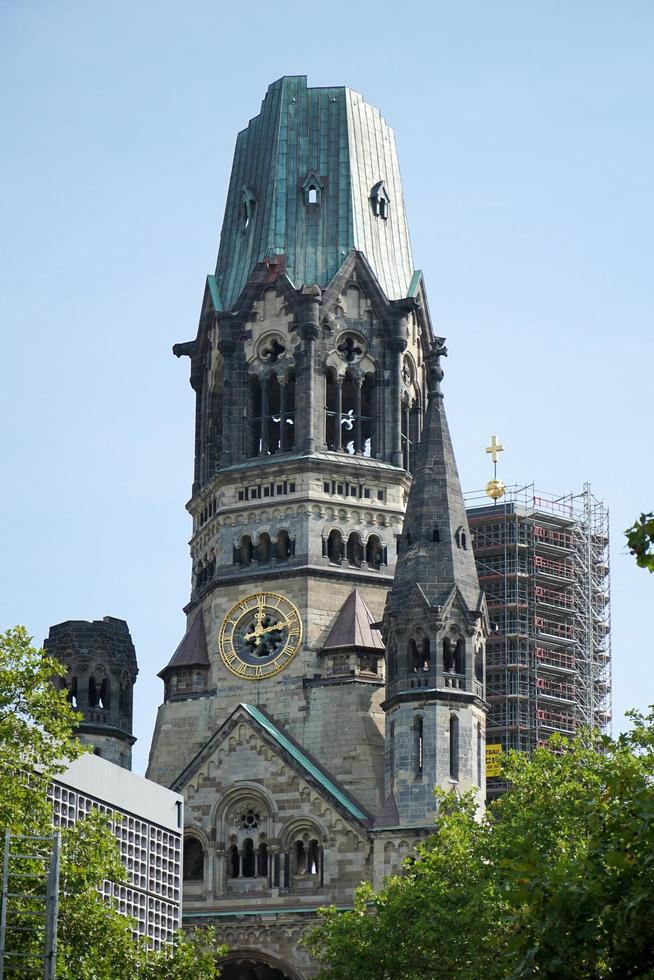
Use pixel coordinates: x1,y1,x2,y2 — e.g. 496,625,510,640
146,76,485,980
381,342,488,826
45,616,138,770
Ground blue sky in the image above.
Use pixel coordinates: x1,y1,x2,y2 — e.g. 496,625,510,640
1,1,652,774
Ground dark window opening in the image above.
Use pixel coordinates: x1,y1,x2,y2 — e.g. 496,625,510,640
443,637,453,673
250,373,296,457
366,534,384,570
257,533,271,564
410,636,430,672
455,638,465,674
475,647,484,683
347,532,363,568
89,676,110,710
325,372,374,456
276,530,293,562
242,838,255,877
183,838,204,882
327,530,344,564
414,716,424,777
257,842,268,877
432,527,440,543
450,715,460,780
227,844,239,879
234,535,253,566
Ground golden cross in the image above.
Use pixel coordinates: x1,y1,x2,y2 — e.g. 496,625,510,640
485,435,504,464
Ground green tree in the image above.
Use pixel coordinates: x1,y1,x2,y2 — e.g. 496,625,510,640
306,714,654,979
626,513,654,571
0,627,223,979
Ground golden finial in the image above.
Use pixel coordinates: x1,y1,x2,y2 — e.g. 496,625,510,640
484,434,506,501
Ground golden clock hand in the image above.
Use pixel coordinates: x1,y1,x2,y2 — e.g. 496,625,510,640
244,620,286,642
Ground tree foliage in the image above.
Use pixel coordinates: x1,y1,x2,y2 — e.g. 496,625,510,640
625,513,654,571
306,713,654,979
0,626,222,979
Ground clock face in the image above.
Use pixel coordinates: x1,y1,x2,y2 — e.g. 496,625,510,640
219,592,302,680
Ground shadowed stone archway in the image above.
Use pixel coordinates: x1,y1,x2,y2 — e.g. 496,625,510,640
220,951,304,980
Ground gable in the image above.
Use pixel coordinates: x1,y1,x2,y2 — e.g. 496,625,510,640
172,704,370,832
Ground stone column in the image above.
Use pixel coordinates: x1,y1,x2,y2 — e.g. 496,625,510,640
260,375,269,454
354,377,363,455
214,842,226,896
334,376,343,451
298,285,322,454
278,376,287,453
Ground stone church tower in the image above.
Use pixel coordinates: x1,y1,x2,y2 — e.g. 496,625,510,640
146,76,487,980
45,616,138,770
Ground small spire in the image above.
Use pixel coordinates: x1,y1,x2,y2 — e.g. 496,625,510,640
388,340,483,615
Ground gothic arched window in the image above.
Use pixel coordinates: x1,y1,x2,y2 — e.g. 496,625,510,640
325,371,374,456
454,638,465,675
249,372,295,457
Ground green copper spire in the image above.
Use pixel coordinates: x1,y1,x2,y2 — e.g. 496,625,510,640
212,76,415,310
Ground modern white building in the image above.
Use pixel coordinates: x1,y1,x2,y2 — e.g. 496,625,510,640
50,753,183,946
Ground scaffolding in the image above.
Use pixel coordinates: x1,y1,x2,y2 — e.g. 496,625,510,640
465,483,611,799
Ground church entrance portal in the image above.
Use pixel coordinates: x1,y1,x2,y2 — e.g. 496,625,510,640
220,954,300,980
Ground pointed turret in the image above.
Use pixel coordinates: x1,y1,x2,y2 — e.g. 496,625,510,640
389,339,483,616
381,341,488,826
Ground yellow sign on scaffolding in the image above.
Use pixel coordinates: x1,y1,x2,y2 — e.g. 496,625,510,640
486,743,503,778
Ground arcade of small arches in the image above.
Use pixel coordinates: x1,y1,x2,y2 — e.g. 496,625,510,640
183,806,326,894
232,530,295,567
386,628,483,684
322,529,387,570
58,669,132,716
244,334,424,471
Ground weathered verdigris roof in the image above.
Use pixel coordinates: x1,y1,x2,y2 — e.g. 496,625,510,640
212,75,415,310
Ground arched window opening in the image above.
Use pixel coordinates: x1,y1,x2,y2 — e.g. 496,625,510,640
443,637,454,673
450,715,460,781
67,677,78,708
308,186,317,205
455,638,465,675
238,536,253,566
257,533,271,564
405,531,412,547
475,647,484,683
414,716,424,778
276,530,292,562
327,373,374,455
327,530,344,564
461,532,467,550
366,535,384,570
432,527,440,543
89,676,109,710
257,842,268,877
250,373,295,457
294,840,306,875
307,840,320,875
346,532,363,568
183,838,204,882
242,838,255,878
409,635,430,672
227,844,240,879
